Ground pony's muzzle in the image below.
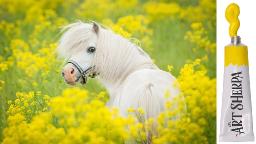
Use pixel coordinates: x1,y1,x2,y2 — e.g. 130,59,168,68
62,64,77,85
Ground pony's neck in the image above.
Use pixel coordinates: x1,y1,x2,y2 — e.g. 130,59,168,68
94,29,156,92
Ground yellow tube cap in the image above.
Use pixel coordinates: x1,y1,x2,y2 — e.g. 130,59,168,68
225,3,240,37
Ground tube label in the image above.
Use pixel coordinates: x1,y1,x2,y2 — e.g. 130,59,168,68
220,65,254,141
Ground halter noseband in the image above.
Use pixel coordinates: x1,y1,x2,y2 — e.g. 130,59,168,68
67,59,97,84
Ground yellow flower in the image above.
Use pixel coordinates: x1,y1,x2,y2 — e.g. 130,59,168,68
185,22,216,53
0,80,5,90
144,2,180,20
167,65,173,72
103,15,152,50
137,107,145,115
76,0,137,20
127,107,135,113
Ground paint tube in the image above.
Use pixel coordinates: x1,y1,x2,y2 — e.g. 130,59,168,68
219,3,254,142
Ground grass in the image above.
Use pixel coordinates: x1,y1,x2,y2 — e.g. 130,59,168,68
150,20,194,75
150,19,216,77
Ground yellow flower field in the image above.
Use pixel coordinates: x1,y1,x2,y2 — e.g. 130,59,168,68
0,0,216,143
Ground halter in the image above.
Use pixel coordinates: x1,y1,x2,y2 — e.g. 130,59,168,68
67,59,97,84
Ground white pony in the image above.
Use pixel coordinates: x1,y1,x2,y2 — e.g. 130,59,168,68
58,21,180,119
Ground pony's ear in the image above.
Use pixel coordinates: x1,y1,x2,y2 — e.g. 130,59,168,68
92,22,99,34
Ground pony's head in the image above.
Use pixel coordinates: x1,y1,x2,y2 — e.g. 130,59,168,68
58,21,153,86
57,22,99,85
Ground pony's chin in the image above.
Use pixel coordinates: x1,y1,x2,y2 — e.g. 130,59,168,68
64,78,78,85
66,81,76,85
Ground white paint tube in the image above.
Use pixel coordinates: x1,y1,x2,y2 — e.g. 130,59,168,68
219,40,254,141
219,3,254,141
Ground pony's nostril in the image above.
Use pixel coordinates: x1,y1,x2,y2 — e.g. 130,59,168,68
62,71,65,77
71,68,74,74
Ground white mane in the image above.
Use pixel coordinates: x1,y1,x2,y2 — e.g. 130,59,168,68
58,22,157,88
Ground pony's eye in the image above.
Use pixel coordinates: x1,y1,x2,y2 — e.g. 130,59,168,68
87,47,96,53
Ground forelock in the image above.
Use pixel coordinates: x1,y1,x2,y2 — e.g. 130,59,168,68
57,22,94,58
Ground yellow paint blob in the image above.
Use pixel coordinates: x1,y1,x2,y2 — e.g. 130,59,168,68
225,3,240,37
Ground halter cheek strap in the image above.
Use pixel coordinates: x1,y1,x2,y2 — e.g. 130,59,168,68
67,59,96,84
